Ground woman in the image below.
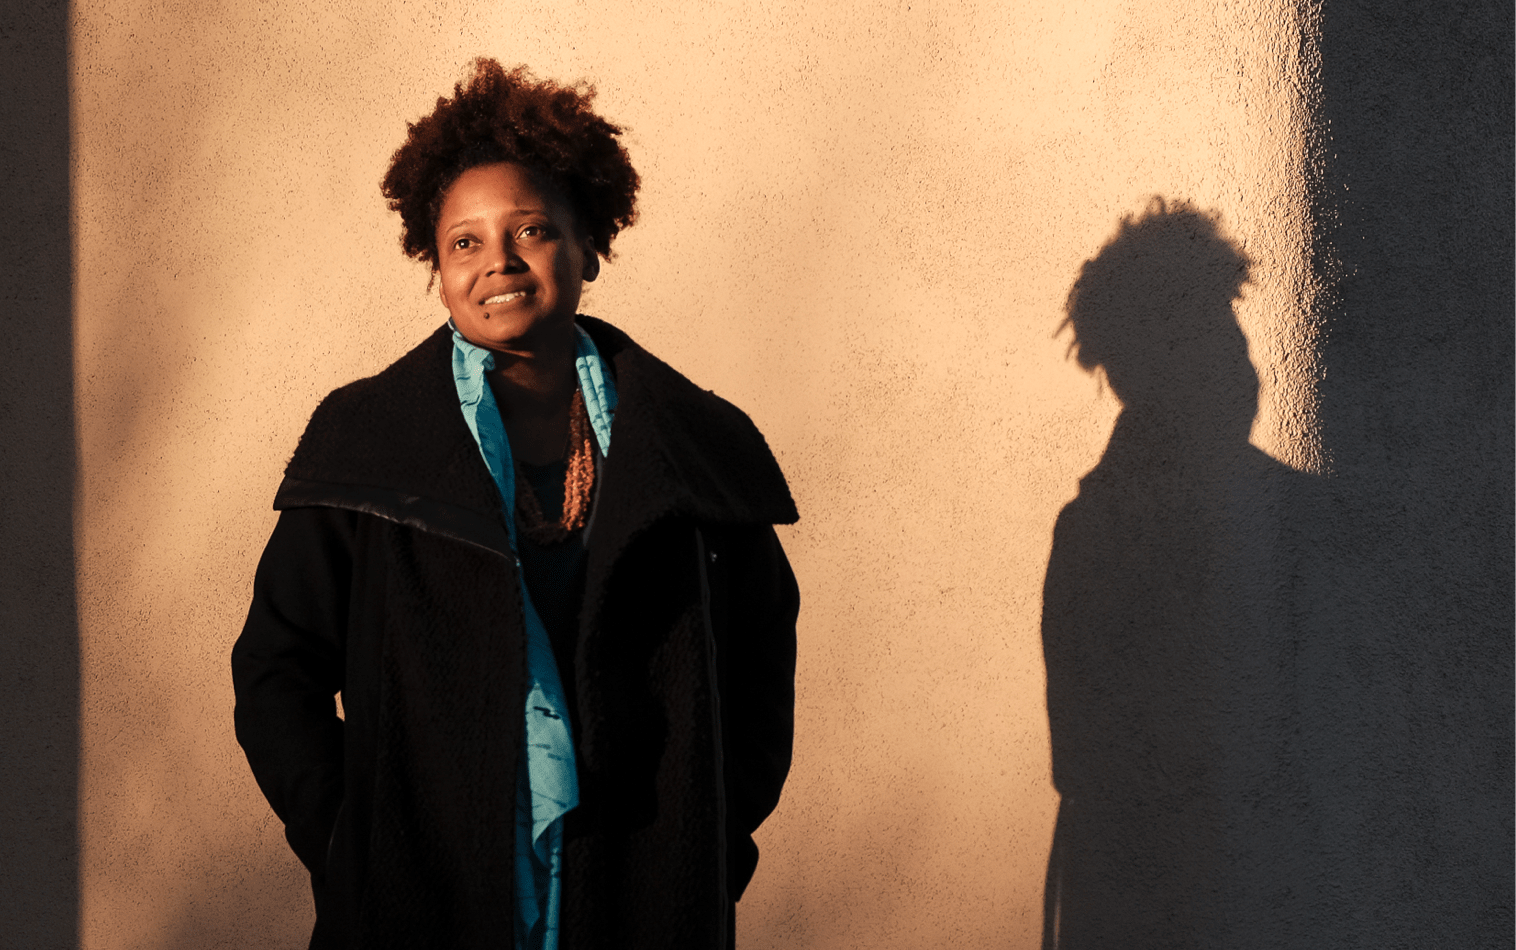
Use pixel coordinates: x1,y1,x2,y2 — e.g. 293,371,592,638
232,59,800,950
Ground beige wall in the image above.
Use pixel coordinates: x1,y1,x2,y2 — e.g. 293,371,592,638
67,1,1322,946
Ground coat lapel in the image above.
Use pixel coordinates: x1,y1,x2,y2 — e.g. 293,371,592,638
278,324,507,536
277,317,797,564
577,315,797,572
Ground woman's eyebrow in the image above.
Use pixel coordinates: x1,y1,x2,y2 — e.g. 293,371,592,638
444,207,550,232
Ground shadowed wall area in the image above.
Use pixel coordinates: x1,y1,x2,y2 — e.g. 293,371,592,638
1041,1,1513,944
0,1,79,946
1044,202,1324,948
1302,0,1513,944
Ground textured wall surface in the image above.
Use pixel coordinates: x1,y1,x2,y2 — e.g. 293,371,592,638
61,2,1316,946
0,0,1504,947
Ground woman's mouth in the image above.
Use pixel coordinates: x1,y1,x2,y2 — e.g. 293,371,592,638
482,291,527,305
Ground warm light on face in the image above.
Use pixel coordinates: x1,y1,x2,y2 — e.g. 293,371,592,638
434,162,598,354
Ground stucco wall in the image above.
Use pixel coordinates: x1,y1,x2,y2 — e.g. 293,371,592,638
59,1,1317,943
0,0,1506,947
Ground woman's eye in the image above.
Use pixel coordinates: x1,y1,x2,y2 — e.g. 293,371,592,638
519,225,545,238
453,237,473,250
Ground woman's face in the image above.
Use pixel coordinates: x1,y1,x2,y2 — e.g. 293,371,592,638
434,162,598,354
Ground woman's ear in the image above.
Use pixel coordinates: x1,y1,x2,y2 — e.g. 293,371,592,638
436,270,450,310
582,238,601,283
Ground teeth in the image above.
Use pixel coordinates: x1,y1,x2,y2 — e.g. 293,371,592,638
483,291,526,305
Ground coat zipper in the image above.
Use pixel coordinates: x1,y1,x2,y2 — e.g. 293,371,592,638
694,525,730,946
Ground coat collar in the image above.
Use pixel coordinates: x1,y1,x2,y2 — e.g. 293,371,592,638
277,318,796,556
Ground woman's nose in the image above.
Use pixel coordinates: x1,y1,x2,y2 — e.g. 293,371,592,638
487,241,527,275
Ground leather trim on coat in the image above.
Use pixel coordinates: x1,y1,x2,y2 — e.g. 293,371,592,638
274,475,513,561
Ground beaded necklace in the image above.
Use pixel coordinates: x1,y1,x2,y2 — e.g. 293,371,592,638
513,387,594,545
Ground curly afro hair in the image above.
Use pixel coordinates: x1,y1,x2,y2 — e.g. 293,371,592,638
381,58,639,269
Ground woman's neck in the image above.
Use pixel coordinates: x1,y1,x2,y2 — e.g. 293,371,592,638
487,339,577,466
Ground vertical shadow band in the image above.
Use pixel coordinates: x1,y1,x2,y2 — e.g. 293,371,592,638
1309,0,1514,944
0,0,80,944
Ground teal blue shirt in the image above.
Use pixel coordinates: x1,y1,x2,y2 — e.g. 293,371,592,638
449,323,616,950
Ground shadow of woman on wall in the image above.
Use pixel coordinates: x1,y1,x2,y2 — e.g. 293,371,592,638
1041,199,1325,949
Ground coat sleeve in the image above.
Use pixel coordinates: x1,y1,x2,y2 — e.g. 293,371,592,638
231,505,355,875
709,523,800,900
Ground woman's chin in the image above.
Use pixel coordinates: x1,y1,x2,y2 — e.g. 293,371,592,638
453,311,572,355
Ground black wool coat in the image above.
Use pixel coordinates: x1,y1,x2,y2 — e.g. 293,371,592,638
232,317,799,950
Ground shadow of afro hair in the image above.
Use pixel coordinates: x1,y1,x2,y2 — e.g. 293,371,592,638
381,58,639,269
1062,196,1252,375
